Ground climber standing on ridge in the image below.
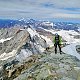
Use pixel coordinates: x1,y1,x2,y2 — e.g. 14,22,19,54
53,33,62,54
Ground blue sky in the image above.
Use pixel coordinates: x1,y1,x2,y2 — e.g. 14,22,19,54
0,0,80,22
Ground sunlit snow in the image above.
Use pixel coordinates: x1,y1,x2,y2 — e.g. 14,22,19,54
0,37,12,43
62,43,80,60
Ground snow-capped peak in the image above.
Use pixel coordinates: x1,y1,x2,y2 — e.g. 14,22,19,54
41,21,53,27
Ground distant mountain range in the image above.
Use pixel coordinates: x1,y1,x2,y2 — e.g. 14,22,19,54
0,19,80,31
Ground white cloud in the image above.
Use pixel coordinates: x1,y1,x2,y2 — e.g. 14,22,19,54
51,13,80,19
0,0,80,20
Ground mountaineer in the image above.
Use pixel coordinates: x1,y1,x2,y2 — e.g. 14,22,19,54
53,33,62,54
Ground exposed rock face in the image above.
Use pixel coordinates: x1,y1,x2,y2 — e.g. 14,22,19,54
0,26,48,80
0,26,47,61
0,28,29,55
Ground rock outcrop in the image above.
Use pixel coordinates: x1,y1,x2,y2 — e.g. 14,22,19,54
76,45,80,53
14,52,80,80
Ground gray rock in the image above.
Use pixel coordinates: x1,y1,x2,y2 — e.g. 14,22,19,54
76,45,80,53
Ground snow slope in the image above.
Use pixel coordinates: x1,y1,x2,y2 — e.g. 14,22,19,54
62,43,80,60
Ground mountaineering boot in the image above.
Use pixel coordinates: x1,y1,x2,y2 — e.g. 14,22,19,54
60,51,62,54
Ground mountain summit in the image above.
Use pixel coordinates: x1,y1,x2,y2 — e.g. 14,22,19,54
0,25,80,80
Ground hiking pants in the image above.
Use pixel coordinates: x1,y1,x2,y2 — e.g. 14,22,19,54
54,43,61,54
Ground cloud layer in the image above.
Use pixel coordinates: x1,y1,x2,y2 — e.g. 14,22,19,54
0,0,80,21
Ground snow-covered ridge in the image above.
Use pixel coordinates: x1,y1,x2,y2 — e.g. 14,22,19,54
27,27,40,38
40,28,80,44
27,28,46,52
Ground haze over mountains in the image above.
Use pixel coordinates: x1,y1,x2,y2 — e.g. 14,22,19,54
0,19,80,31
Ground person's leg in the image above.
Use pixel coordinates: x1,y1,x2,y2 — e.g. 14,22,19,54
54,44,57,54
58,44,62,54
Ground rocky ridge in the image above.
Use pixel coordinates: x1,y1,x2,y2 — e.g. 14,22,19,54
0,26,80,80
